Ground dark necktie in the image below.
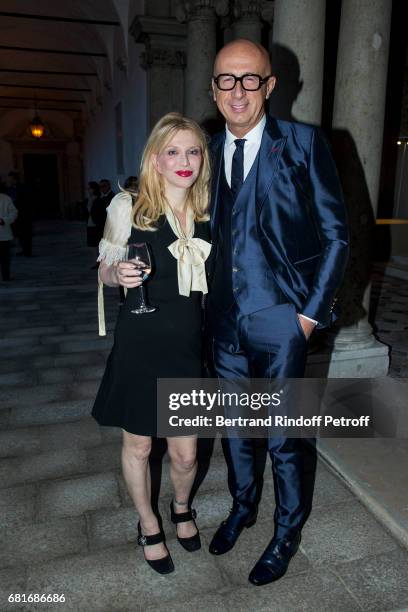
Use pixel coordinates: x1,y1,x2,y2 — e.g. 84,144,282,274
230,138,246,197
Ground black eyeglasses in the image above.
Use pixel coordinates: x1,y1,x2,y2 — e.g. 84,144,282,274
213,73,272,91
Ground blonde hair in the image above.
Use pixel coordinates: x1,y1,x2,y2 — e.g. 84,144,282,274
126,112,210,231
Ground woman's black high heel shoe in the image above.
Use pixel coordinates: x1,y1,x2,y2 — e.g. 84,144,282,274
170,501,201,552
137,522,174,574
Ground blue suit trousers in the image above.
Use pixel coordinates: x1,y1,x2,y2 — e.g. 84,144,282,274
211,301,308,539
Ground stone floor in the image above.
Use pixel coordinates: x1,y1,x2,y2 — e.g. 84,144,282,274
1,221,408,612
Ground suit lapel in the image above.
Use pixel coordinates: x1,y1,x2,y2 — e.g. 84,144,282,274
256,117,287,217
210,132,225,235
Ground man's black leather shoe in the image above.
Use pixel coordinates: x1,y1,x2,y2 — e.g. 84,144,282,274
248,532,301,586
209,509,257,555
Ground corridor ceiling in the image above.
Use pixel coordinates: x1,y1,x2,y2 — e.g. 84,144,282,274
0,0,134,130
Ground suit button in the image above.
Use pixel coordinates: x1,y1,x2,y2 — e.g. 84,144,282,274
232,229,237,236
232,267,239,272
233,287,238,292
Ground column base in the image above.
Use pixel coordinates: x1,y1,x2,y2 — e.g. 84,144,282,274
305,338,390,378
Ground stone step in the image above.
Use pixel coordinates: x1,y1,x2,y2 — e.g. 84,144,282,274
0,330,113,349
0,336,39,349
41,365,105,384
0,365,104,387
0,350,109,374
0,331,113,362
0,371,37,386
8,399,93,428
0,380,99,409
23,540,225,611
0,482,37,530
65,322,115,334
59,338,113,354
0,448,90,488
0,325,65,339
39,331,111,345
0,516,88,569
0,433,223,491
0,417,102,459
37,472,122,521
0,454,381,553
0,344,58,359
0,316,116,332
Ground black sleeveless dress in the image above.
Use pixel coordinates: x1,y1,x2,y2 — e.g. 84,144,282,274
92,216,211,436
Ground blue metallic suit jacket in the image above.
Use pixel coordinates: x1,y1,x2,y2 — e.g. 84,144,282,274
209,116,350,328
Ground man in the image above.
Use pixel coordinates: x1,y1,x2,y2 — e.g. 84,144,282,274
207,40,349,586
99,179,115,209
124,175,138,192
0,184,18,281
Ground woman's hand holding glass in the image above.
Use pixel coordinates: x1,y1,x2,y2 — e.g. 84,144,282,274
114,260,146,289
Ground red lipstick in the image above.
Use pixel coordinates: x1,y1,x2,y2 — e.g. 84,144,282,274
176,171,193,177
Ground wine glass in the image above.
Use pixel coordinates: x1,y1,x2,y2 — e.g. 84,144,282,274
127,243,156,314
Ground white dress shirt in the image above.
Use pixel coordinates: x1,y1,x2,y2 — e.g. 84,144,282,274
0,193,18,241
224,115,266,186
223,115,317,327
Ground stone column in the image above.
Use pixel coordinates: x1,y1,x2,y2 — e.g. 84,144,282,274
328,0,392,374
270,0,326,124
393,60,408,217
231,0,263,43
141,48,186,128
176,1,219,123
130,15,187,129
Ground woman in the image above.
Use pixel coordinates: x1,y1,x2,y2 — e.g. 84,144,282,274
92,113,211,575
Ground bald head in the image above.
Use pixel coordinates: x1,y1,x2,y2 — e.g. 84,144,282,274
212,39,276,138
214,39,271,75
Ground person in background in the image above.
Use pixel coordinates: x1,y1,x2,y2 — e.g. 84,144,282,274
0,181,18,282
87,181,105,270
124,175,138,192
7,171,32,257
99,179,115,209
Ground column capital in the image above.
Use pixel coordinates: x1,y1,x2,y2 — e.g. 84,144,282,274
140,48,186,70
175,0,228,22
231,0,264,21
129,15,187,72
229,0,270,43
129,15,186,45
260,0,274,25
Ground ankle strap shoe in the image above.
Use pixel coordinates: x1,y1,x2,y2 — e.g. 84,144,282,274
137,522,174,574
170,501,201,552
